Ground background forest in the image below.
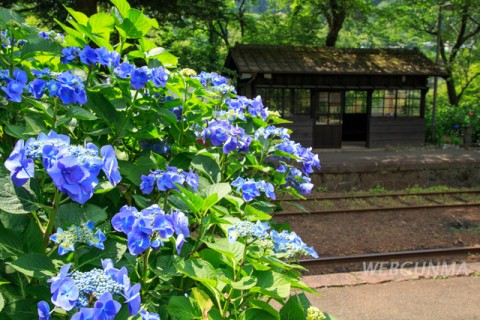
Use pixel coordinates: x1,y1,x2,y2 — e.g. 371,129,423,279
2,0,480,144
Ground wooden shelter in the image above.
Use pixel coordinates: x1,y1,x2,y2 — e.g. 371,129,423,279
224,44,447,148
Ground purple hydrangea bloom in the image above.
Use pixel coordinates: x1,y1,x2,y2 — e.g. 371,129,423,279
111,205,137,234
140,310,161,320
140,167,198,194
71,308,95,320
2,69,28,102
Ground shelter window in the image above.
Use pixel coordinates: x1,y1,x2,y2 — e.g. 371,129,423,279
254,87,311,117
316,91,342,125
345,91,367,114
372,90,421,117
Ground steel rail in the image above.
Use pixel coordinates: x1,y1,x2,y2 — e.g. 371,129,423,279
280,189,480,202
277,202,480,216
299,246,480,266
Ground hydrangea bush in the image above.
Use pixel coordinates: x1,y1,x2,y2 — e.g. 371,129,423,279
0,1,332,319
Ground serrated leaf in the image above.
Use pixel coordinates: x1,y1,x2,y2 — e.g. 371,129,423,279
8,253,56,278
0,168,39,214
110,0,131,17
244,205,272,221
24,220,45,253
119,155,156,186
67,106,98,120
191,287,213,319
244,308,279,320
191,154,221,183
0,222,23,259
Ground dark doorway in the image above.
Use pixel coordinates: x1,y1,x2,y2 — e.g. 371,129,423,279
313,91,342,148
342,91,368,143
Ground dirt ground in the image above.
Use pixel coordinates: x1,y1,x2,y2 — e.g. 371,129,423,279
273,206,480,270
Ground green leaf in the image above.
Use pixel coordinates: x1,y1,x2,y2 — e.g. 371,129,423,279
65,6,89,25
67,106,98,120
20,35,63,58
119,154,156,185
110,0,131,17
167,296,201,320
55,203,107,228
4,124,28,139
77,238,127,268
249,300,280,318
132,194,155,209
244,204,272,221
177,258,218,286
24,115,48,135
191,154,221,183
24,220,45,254
204,183,231,200
244,308,279,320
169,153,193,171
280,293,312,320
0,168,39,214
88,13,115,38
0,7,24,27
153,255,178,281
85,90,123,133
204,238,245,262
0,222,23,259
146,47,178,67
0,291,4,313
252,271,291,299
191,288,213,318
8,253,56,278
231,276,257,290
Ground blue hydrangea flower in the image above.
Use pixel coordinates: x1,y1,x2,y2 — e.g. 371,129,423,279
112,204,189,255
28,78,47,98
37,301,51,320
93,292,121,319
124,283,141,315
2,69,28,102
4,139,34,187
5,131,121,204
151,66,168,87
200,120,252,154
61,47,81,64
79,45,99,65
140,167,198,194
228,220,270,244
270,230,318,258
140,310,161,320
50,221,106,255
71,308,95,320
114,62,135,78
231,177,275,201
130,66,150,90
51,277,79,311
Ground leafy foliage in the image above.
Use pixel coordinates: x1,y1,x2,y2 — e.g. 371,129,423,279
0,1,329,319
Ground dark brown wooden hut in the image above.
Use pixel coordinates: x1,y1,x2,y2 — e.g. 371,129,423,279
224,44,447,148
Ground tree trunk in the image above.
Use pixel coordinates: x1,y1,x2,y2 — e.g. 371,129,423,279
324,0,346,47
445,75,459,106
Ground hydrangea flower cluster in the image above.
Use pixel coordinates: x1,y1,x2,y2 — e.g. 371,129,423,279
4,130,121,204
277,165,314,195
193,71,236,94
1,69,28,102
140,166,198,194
228,220,318,258
114,62,169,90
29,69,87,104
111,204,190,255
225,95,268,121
275,140,320,175
50,221,106,255
38,260,158,319
231,177,275,201
254,125,291,140
61,45,120,68
199,120,252,154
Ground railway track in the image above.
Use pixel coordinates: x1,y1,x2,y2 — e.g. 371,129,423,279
277,189,480,216
276,189,480,274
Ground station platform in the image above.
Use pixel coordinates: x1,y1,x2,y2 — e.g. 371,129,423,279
311,147,480,192
303,262,480,320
